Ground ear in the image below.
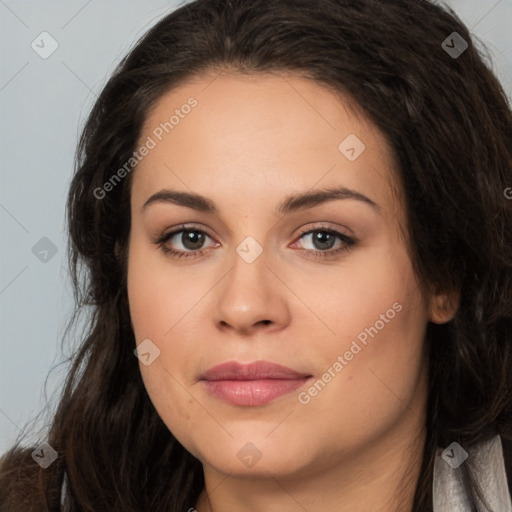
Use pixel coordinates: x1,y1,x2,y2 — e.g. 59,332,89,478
428,288,460,324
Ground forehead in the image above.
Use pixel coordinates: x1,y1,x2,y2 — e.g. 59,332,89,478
131,72,402,220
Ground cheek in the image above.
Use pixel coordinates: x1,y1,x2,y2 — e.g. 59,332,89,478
127,234,153,336
127,238,210,450
138,363,208,460
126,235,191,340
322,238,427,357
306,250,428,443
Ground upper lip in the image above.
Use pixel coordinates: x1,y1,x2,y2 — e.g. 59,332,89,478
200,360,312,381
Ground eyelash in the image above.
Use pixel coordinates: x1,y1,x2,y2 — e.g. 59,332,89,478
154,224,356,260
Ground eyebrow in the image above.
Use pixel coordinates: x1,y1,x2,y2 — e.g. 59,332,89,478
141,185,380,216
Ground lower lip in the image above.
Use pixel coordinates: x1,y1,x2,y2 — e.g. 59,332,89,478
201,378,311,406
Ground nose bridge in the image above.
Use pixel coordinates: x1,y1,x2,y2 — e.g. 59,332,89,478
235,234,266,266
225,232,271,299
214,230,286,332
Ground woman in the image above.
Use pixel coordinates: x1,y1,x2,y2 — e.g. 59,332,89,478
1,0,511,510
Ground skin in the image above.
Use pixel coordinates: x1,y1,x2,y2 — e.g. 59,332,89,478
126,71,459,512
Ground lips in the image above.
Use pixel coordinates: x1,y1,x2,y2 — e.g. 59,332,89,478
201,360,311,381
200,360,313,406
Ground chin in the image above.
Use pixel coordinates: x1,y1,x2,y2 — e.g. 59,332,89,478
191,433,319,478
207,451,309,478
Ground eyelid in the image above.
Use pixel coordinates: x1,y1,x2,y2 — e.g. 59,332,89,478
156,222,351,245
156,223,216,241
155,222,356,261
290,224,354,251
294,222,352,238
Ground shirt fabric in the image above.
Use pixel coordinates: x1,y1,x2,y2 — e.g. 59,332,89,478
433,435,512,511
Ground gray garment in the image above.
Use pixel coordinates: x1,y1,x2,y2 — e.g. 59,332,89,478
433,435,512,511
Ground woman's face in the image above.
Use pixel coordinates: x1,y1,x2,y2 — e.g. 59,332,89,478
126,72,448,479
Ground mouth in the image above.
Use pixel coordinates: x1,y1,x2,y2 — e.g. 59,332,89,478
200,360,313,406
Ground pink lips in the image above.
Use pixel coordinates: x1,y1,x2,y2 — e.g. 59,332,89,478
200,360,312,406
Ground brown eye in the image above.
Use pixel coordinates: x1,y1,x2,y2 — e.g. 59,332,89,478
177,230,207,250
294,228,355,258
155,227,217,259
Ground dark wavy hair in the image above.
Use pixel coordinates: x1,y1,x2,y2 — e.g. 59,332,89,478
1,0,512,510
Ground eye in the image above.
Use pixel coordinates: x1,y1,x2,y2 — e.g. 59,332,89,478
154,224,356,260
292,226,356,259
155,225,218,259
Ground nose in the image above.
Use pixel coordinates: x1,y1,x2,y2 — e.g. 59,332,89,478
214,245,291,336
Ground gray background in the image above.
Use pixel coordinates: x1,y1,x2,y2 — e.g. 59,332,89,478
1,0,511,454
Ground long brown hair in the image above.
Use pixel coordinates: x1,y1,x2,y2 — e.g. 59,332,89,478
1,0,512,510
